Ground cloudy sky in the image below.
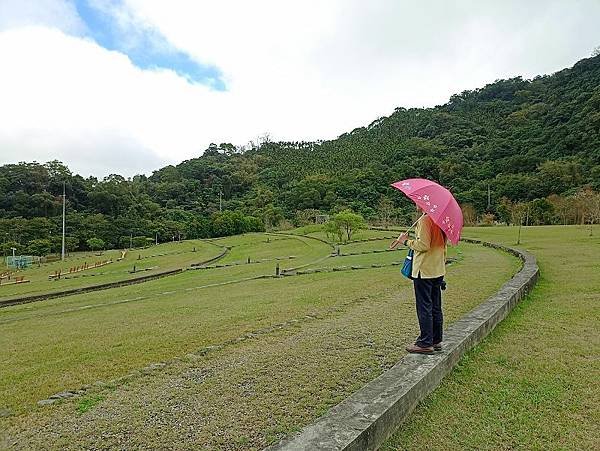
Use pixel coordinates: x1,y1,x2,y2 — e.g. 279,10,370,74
1,0,599,177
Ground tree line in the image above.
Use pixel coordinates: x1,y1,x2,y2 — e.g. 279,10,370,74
1,54,599,256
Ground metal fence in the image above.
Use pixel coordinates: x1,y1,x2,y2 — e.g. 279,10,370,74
5,255,40,269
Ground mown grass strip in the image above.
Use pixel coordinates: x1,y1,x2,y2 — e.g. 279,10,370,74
382,225,600,450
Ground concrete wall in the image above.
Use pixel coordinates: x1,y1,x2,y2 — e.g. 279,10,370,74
0,268,184,308
267,239,539,450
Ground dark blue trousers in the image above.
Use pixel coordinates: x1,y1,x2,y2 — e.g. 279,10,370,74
413,275,444,347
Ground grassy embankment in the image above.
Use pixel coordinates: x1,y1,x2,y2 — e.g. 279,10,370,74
0,233,329,410
0,229,518,450
0,239,223,299
383,225,600,450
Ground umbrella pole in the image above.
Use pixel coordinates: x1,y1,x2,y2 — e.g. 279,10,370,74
396,213,426,240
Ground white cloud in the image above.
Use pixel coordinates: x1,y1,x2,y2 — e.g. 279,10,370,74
0,26,227,176
0,0,599,177
0,0,86,34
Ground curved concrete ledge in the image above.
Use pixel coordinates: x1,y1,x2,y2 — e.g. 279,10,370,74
189,246,229,267
0,268,184,308
267,239,539,451
270,232,335,273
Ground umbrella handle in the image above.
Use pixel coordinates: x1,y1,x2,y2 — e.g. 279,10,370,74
397,213,425,239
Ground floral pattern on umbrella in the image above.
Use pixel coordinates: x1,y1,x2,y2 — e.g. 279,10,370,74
391,178,463,244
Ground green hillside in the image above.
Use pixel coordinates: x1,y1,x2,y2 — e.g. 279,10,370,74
1,55,599,254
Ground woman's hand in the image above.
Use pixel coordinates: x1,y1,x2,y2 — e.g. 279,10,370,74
390,233,409,249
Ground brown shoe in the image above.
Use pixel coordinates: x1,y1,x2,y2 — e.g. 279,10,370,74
433,342,442,352
406,344,434,354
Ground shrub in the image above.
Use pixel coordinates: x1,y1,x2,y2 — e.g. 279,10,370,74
132,236,148,248
26,239,52,256
86,237,105,251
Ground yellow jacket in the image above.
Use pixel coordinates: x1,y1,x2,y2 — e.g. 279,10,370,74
406,215,447,279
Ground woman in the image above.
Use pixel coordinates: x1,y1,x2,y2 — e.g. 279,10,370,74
390,211,447,354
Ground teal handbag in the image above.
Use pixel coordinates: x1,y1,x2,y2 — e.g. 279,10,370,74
401,248,414,279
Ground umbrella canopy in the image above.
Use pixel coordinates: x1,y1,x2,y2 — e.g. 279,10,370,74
391,178,463,245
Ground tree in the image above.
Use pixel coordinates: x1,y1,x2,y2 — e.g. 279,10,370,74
377,196,395,228
211,211,239,237
0,241,22,257
243,215,264,233
50,235,79,253
295,209,320,226
461,204,477,226
132,236,148,248
572,188,595,226
66,236,79,252
324,218,343,243
480,212,495,226
327,210,366,242
0,53,599,247
547,194,570,225
529,198,554,225
86,237,105,251
260,204,284,230
591,191,600,234
537,160,583,196
26,239,52,256
574,188,600,235
211,210,263,237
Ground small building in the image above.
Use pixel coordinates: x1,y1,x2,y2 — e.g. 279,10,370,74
315,214,330,224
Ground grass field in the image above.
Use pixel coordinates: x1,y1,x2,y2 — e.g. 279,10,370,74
0,233,330,409
383,225,600,450
0,229,518,449
0,239,224,299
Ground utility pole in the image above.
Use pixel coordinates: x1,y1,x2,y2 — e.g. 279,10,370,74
219,190,222,212
61,181,66,261
130,233,133,249
487,183,491,211
155,232,158,245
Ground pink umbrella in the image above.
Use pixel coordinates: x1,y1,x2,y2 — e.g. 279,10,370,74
391,178,463,245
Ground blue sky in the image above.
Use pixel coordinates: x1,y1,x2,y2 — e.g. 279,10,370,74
73,0,226,89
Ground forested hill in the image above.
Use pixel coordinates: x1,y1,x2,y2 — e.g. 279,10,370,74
1,54,599,254
254,54,600,202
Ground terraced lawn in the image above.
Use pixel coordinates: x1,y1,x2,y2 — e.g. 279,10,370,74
0,239,222,299
0,230,518,450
